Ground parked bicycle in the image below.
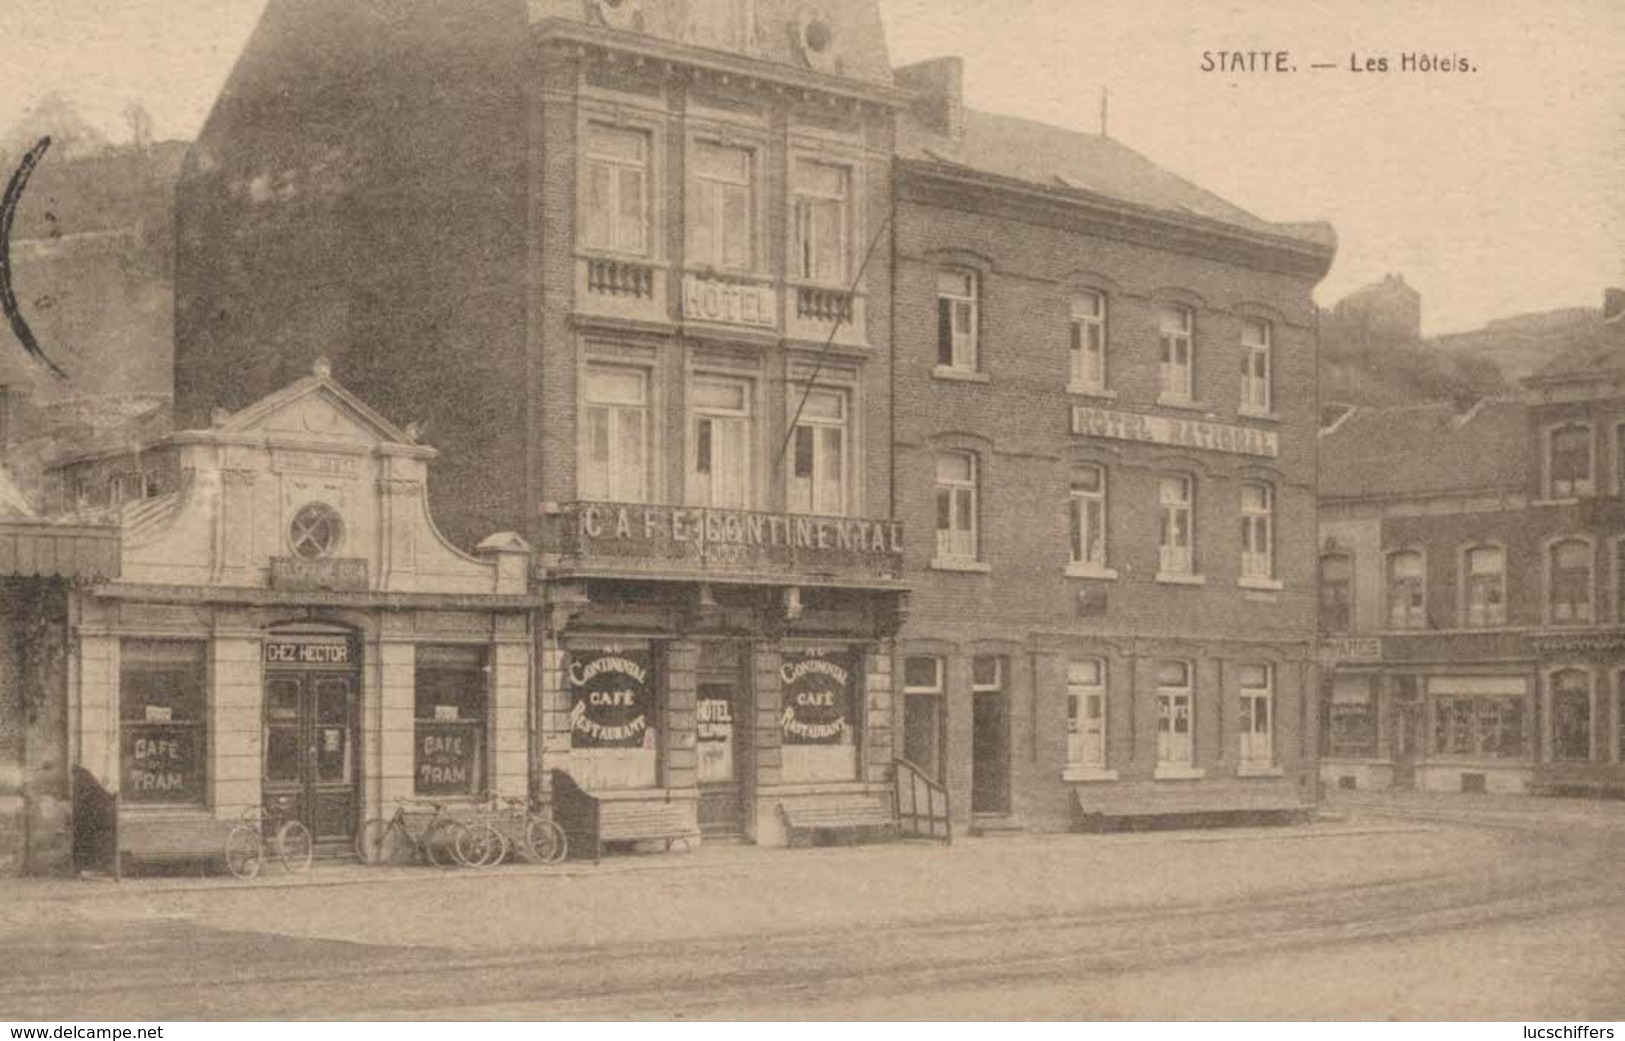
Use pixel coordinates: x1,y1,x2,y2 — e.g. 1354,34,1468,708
355,800,471,868
476,795,568,866
243,804,315,873
223,816,265,880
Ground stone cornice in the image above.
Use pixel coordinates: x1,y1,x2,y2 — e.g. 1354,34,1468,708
898,160,1336,282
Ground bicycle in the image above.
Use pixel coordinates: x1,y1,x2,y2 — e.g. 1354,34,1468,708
223,817,265,880
485,795,568,865
355,800,471,868
243,804,315,873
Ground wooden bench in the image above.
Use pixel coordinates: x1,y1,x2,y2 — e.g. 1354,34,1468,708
1071,779,1310,828
549,769,699,863
777,795,896,846
117,814,231,877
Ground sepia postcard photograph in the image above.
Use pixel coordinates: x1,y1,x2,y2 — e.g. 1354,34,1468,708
0,0,1621,1025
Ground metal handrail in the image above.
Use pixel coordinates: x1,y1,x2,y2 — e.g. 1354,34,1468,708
892,756,952,845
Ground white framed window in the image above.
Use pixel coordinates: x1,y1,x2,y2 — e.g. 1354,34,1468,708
1069,465,1107,569
936,269,979,371
1069,292,1106,390
1548,538,1594,624
1240,482,1274,580
786,386,849,516
1066,658,1107,769
792,158,850,284
1238,662,1273,765
582,122,649,255
1240,319,1272,412
688,139,754,271
1158,475,1194,575
901,656,946,783
1546,423,1594,498
1386,550,1426,629
1159,304,1194,402
688,375,754,509
1549,668,1592,762
1462,545,1506,627
1155,659,1194,766
934,452,979,562
581,364,651,502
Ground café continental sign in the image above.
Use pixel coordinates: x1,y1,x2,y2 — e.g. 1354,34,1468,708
68,364,538,859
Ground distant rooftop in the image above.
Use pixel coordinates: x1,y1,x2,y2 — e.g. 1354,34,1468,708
1319,399,1529,500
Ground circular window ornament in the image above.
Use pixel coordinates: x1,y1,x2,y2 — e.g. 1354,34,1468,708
289,503,345,559
796,10,838,71
594,0,640,30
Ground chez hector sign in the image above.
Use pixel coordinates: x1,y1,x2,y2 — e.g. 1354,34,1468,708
569,648,654,748
780,649,855,745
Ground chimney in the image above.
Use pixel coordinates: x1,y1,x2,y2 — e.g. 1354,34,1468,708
1604,287,1625,323
894,56,964,141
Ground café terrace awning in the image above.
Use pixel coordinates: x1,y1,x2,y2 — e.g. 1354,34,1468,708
0,517,120,581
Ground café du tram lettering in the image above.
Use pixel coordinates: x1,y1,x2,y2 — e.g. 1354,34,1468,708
780,650,854,744
569,649,655,747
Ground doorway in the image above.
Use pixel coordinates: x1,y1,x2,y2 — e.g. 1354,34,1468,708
263,670,359,845
971,691,1010,814
696,642,749,838
1390,676,1421,790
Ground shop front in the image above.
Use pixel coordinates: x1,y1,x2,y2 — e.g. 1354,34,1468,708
539,502,906,847
69,364,538,863
1527,631,1625,796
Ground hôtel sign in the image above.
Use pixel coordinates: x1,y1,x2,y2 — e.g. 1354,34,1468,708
1072,406,1278,459
682,275,776,329
562,502,903,578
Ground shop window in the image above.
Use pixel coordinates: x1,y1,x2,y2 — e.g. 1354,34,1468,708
688,375,754,509
1546,423,1593,498
1431,691,1524,759
1068,465,1107,570
581,364,651,503
1548,538,1594,624
1549,669,1592,762
1320,552,1352,632
1158,475,1194,576
786,386,849,516
1324,674,1378,758
581,122,649,256
1158,304,1194,402
688,140,754,271
1069,292,1106,391
1154,659,1194,766
1462,545,1507,627
936,268,979,371
568,646,658,789
1240,318,1272,413
902,656,945,783
1239,482,1274,581
1386,550,1426,629
792,158,850,284
781,648,859,783
119,641,207,806
1066,658,1107,769
1238,663,1273,765
934,451,979,563
413,646,488,797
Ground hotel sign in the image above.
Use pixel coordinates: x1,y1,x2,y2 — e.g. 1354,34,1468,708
270,556,369,592
1072,406,1278,458
1319,636,1382,664
1528,631,1625,654
681,275,777,329
561,503,903,580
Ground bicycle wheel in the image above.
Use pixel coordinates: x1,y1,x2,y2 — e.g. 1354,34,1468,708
525,817,568,864
356,818,405,865
275,819,315,873
224,825,264,880
423,819,470,868
457,822,508,868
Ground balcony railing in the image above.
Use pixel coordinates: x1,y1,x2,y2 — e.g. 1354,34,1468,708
795,285,854,325
549,501,903,583
584,256,657,299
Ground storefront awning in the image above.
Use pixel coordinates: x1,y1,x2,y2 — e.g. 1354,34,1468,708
0,518,120,580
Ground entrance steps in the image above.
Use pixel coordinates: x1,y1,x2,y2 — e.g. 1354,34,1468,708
969,813,1027,838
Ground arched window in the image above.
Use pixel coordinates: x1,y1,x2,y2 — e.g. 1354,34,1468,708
1069,465,1106,568
1546,423,1594,498
1238,662,1273,765
1154,659,1194,766
1548,538,1594,624
1069,292,1107,390
1549,669,1592,762
1158,474,1195,576
1462,545,1506,627
1320,552,1353,631
1066,658,1107,769
1386,550,1426,629
934,451,979,562
1240,482,1274,580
